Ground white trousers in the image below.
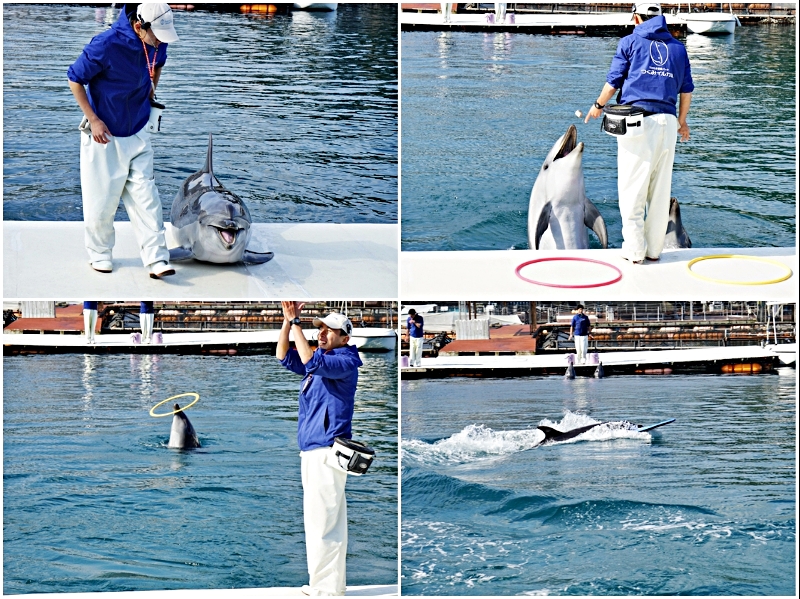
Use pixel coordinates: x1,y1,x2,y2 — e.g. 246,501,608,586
409,337,423,367
574,335,588,364
301,447,348,596
83,309,98,342
80,128,169,267
617,114,678,262
140,313,154,342
495,3,506,22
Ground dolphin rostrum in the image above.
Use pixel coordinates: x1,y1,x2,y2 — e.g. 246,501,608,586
169,134,274,265
167,404,201,449
663,197,692,249
527,125,608,250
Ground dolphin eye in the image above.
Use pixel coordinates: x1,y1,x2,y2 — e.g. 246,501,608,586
544,164,549,170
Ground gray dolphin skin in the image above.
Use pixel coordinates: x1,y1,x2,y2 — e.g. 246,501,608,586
527,124,608,250
536,418,674,446
663,197,692,249
169,134,274,265
167,404,201,449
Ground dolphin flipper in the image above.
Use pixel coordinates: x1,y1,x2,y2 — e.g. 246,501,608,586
534,202,553,250
242,250,275,265
584,198,608,249
169,247,195,262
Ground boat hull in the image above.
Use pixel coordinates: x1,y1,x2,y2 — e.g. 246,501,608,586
681,13,736,35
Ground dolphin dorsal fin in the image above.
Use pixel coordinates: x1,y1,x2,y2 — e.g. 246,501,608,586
204,133,214,175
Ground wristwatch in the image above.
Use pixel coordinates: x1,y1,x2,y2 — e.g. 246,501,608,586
290,317,302,327
593,101,605,110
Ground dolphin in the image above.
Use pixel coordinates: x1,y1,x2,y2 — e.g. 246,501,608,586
594,361,605,379
169,134,274,265
167,404,201,449
527,125,608,250
663,197,692,249
535,418,674,446
564,362,576,379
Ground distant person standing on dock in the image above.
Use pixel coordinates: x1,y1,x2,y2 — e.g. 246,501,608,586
277,301,362,596
584,2,694,264
139,301,155,343
569,305,591,364
83,301,98,344
407,309,424,367
67,4,179,279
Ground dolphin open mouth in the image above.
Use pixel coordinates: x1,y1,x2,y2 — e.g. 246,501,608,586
212,227,239,246
555,125,579,160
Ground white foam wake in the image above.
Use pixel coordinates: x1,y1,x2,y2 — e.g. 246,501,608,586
403,411,651,465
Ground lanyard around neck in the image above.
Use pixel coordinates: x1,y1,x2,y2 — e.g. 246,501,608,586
141,37,157,96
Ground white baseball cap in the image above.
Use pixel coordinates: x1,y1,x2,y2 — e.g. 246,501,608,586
313,313,353,336
137,3,179,43
632,2,662,17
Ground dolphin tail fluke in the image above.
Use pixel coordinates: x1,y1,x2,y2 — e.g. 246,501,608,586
584,198,607,249
242,250,275,265
534,202,552,250
204,133,214,175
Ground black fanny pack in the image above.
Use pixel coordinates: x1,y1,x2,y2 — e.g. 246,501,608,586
601,104,645,137
333,437,375,476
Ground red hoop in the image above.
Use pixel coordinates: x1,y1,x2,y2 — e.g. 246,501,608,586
515,257,623,288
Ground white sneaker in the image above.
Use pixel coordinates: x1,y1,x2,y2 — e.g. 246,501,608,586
149,261,175,279
91,260,112,273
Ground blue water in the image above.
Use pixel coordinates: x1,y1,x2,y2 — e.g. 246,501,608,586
401,371,796,595
401,26,796,250
3,3,397,223
3,352,397,594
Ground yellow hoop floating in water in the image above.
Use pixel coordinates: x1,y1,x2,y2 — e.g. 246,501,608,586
686,254,793,286
150,392,200,417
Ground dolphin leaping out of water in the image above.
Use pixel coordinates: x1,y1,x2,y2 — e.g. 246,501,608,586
169,134,274,265
532,418,675,447
527,124,608,250
167,403,201,449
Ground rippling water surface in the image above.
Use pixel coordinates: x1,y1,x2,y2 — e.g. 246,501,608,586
4,352,397,594
401,371,795,595
3,4,397,223
401,26,795,250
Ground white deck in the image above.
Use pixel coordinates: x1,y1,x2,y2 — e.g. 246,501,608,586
17,584,398,598
401,10,684,28
409,345,782,371
3,328,397,351
3,221,398,299
400,247,797,301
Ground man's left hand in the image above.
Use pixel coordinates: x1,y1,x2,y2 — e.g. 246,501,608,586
678,120,690,142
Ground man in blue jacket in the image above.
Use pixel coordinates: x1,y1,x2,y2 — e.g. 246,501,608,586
568,305,592,364
68,4,178,278
406,309,424,367
585,3,694,263
277,301,363,596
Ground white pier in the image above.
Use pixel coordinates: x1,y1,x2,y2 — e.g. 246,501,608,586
400,247,797,301
402,345,785,378
3,328,398,353
3,221,398,299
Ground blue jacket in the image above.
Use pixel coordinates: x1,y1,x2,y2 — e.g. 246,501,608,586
407,315,424,338
83,301,98,310
606,16,694,116
571,313,591,336
140,302,154,314
280,344,363,451
68,7,168,137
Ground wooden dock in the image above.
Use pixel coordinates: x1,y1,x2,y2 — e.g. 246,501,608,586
3,221,398,299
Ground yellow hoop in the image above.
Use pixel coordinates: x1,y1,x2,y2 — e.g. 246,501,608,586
150,392,200,417
686,254,793,286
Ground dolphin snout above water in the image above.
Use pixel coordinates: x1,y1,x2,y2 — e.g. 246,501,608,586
167,403,201,449
664,197,692,249
169,134,275,265
527,125,608,250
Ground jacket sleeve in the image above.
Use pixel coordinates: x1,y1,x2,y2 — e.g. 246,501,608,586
67,38,107,84
304,349,360,380
279,348,307,376
606,39,630,90
679,51,695,94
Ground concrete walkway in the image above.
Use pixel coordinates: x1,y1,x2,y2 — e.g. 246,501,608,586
4,221,398,298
